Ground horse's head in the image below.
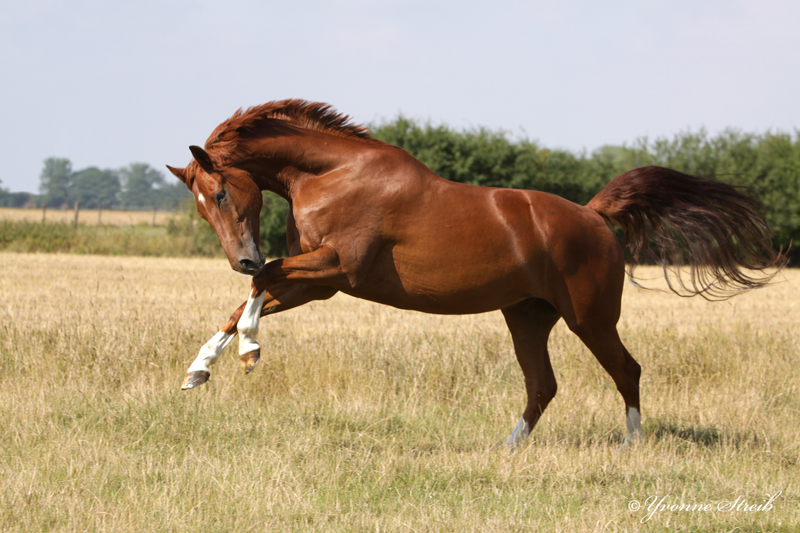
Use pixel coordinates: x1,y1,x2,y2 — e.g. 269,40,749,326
167,146,265,275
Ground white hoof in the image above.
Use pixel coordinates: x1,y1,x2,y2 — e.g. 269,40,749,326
505,417,531,450
618,406,642,451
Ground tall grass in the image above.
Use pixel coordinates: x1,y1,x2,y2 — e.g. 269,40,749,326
0,217,223,257
0,207,175,226
0,253,798,532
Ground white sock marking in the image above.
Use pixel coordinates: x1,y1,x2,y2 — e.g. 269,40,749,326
505,417,531,450
187,331,234,373
625,406,642,445
238,290,266,356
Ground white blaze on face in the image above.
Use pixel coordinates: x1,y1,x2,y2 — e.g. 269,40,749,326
187,331,234,373
198,193,207,206
238,290,266,356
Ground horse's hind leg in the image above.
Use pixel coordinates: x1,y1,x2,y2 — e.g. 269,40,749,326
182,283,337,390
577,325,641,446
564,313,642,447
501,298,562,449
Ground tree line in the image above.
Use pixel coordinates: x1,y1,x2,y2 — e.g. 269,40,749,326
0,158,191,209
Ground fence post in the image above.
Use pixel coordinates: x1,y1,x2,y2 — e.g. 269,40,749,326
42,204,46,223
73,201,80,228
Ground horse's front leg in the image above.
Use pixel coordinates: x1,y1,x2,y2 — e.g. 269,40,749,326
235,282,338,375
182,282,337,390
234,245,347,375
182,304,242,389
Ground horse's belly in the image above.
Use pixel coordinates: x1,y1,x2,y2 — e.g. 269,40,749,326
343,262,538,315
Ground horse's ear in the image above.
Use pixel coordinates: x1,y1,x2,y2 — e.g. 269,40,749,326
166,165,187,183
189,145,215,174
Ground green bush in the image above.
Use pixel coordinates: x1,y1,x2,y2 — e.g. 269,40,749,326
259,192,290,258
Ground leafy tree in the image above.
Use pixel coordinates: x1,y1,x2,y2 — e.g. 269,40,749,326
118,163,164,208
749,133,800,252
154,181,193,210
0,177,37,207
0,191,37,207
70,167,121,208
39,157,72,207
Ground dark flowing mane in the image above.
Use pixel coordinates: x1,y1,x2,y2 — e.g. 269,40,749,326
203,99,373,163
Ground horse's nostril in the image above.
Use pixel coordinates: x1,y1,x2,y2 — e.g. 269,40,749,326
239,259,259,272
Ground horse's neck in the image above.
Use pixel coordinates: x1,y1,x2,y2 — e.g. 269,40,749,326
241,133,361,199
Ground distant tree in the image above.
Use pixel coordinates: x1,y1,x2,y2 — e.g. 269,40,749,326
118,163,164,208
154,181,193,210
71,167,121,208
0,191,37,207
39,157,72,207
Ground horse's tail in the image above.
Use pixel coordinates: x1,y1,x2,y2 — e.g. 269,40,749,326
586,165,786,299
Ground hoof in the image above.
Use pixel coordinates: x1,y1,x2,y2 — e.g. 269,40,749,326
505,417,531,451
617,435,639,453
240,349,260,374
181,371,210,390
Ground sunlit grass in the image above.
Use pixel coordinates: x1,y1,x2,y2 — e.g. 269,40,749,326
0,206,174,226
0,252,798,531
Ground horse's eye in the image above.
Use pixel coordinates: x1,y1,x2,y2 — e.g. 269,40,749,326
215,190,227,205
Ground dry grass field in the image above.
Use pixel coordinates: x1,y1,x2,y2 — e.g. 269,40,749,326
0,207,174,226
0,252,798,532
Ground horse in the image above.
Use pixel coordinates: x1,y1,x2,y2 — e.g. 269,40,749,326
167,99,784,449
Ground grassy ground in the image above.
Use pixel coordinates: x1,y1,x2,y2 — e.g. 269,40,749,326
0,252,798,532
0,211,222,258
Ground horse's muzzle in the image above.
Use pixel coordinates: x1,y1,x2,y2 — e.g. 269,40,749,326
238,258,264,275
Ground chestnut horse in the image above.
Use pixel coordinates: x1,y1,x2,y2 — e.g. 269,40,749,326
167,100,783,449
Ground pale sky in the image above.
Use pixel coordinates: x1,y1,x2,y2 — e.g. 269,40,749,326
1,0,798,193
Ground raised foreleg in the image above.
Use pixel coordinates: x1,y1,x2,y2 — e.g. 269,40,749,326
182,245,362,389
181,282,337,389
253,245,350,289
